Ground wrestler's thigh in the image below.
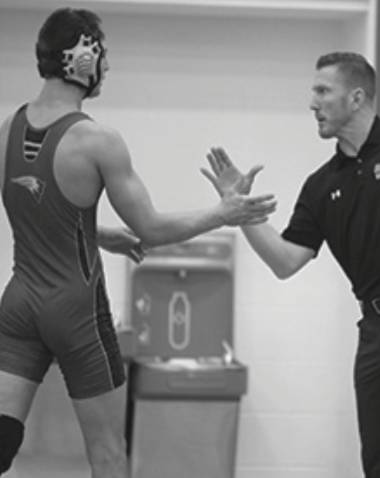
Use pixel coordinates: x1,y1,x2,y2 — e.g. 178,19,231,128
0,370,39,422
72,384,127,452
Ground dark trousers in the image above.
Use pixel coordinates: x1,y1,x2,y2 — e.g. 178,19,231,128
355,313,380,478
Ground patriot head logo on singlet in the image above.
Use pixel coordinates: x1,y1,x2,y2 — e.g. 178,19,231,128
11,176,46,203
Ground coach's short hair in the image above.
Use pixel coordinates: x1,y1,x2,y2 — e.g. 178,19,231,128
316,52,376,101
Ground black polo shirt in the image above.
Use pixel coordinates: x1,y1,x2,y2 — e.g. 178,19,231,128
282,116,380,301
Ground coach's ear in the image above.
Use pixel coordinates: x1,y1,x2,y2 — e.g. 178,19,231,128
350,87,366,111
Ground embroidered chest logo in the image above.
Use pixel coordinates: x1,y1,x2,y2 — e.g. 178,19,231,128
374,164,380,180
11,176,46,203
331,189,341,201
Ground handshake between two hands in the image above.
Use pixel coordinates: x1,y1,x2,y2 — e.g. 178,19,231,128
116,147,276,263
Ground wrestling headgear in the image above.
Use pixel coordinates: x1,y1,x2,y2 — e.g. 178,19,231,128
36,8,105,98
61,34,104,96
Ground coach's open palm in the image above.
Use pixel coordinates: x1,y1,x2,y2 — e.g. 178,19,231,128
201,147,263,197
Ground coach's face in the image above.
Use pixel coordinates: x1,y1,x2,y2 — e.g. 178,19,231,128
310,65,356,140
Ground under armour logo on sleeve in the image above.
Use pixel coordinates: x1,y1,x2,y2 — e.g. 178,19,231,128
374,164,380,180
331,189,341,201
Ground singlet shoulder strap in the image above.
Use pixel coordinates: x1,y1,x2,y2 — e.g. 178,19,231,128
8,104,91,147
4,105,92,182
39,110,92,164
11,103,91,131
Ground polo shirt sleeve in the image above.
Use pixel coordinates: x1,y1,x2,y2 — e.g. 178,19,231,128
281,179,324,256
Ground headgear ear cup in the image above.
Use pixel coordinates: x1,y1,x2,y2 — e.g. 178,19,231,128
62,34,103,97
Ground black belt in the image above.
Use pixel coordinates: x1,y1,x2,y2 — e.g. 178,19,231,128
360,298,380,315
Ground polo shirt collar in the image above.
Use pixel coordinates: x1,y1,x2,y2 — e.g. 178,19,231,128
333,115,380,169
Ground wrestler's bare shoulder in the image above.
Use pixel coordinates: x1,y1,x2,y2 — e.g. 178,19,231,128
64,119,127,158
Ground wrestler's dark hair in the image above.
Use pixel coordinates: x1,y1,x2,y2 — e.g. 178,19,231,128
36,8,105,79
316,52,376,101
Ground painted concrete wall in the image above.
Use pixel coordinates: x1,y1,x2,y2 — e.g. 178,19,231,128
0,5,371,477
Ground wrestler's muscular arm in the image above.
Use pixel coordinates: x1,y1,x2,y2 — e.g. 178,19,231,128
73,123,277,248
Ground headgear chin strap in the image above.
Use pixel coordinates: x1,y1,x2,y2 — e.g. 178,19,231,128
62,34,103,97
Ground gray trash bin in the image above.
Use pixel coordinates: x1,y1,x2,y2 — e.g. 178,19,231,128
128,357,248,478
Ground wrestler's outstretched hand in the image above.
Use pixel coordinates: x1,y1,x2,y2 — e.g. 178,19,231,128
201,147,263,197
